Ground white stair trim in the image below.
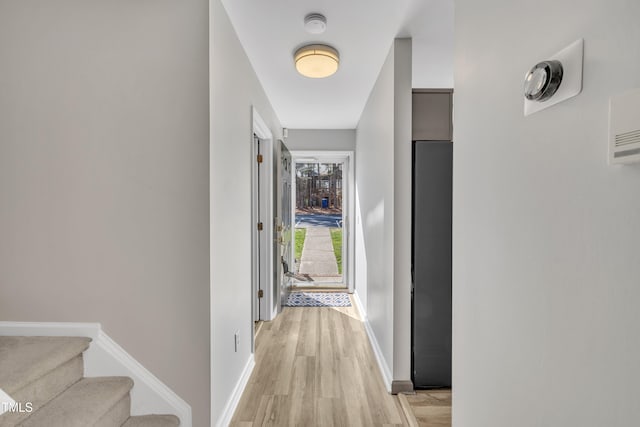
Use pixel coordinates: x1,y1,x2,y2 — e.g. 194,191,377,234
215,354,255,427
352,292,393,392
0,322,191,427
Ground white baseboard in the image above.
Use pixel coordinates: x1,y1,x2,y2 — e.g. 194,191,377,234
352,292,393,392
215,355,255,427
0,322,192,427
352,290,366,320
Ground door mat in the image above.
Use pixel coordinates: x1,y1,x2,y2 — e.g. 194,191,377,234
285,292,351,307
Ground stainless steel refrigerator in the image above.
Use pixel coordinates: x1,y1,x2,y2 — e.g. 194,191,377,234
412,140,453,388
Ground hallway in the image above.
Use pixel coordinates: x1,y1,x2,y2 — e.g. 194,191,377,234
231,296,406,426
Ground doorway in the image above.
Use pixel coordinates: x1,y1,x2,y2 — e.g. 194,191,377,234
251,108,274,338
289,151,354,292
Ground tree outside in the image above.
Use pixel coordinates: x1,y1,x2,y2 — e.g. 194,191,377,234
295,162,342,213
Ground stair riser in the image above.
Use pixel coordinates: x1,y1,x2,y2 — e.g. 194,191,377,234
0,355,83,427
94,394,131,427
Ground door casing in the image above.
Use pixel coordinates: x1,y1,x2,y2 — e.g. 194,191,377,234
251,107,275,340
290,150,355,293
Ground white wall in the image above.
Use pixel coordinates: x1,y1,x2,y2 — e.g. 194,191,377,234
0,1,210,425
285,129,355,151
392,39,413,387
453,1,640,426
355,39,412,389
355,42,395,380
210,0,282,423
402,0,454,89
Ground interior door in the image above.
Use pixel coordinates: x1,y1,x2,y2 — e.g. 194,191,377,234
279,142,293,307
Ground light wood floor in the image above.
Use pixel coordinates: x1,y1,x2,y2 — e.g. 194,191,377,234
231,296,407,426
398,390,452,427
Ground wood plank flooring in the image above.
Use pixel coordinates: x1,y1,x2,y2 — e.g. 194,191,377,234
398,390,451,427
231,296,406,426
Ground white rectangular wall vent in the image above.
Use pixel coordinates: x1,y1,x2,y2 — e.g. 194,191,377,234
609,88,640,165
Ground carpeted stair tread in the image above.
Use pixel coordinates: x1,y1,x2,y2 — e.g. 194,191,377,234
0,336,91,394
95,394,131,427
122,414,181,427
18,376,134,427
0,355,84,427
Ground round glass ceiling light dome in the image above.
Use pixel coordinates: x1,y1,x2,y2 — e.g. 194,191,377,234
294,44,340,78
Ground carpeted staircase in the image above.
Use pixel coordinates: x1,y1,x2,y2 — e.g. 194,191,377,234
0,337,180,427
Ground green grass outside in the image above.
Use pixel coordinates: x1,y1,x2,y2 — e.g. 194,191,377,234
295,228,306,261
330,228,343,274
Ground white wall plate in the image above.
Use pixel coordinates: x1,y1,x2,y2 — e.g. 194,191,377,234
524,39,584,116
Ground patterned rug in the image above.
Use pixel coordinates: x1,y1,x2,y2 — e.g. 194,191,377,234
285,292,351,307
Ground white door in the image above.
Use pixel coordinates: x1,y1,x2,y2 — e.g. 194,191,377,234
278,142,293,307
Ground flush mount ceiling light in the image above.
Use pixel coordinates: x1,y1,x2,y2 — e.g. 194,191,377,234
294,44,339,78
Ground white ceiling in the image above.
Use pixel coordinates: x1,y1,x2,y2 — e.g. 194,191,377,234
220,0,454,129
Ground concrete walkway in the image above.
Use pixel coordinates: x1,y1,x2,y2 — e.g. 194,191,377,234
299,227,339,277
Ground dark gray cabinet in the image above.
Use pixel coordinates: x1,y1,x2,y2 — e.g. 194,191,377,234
412,90,453,141
412,141,452,388
411,89,453,389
